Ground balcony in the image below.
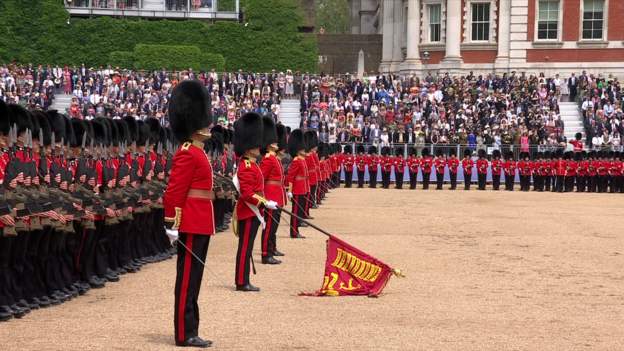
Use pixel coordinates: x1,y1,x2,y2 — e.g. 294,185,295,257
64,0,240,21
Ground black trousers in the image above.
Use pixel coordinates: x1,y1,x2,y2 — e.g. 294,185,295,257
544,176,552,191
564,176,575,192
369,170,378,188
395,172,404,189
449,173,457,189
309,185,318,207
290,194,306,237
357,170,365,188
505,173,514,191
436,172,444,189
422,173,431,189
464,173,472,190
492,174,501,190
533,175,542,191
344,170,353,188
381,171,390,189
477,173,486,190
235,217,260,287
409,171,418,189
262,209,281,258
174,233,210,343
556,175,565,192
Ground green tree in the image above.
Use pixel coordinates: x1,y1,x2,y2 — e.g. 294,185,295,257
315,0,350,33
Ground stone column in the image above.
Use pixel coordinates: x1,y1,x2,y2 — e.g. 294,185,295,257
390,0,404,71
379,0,395,73
495,0,511,72
441,0,463,68
402,0,422,72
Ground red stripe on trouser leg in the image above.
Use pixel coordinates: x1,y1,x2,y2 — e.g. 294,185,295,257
291,196,298,236
262,210,273,256
177,234,194,342
237,219,251,286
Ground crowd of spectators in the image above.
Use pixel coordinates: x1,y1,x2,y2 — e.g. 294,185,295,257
4,63,621,152
578,72,623,151
298,71,578,153
0,64,57,110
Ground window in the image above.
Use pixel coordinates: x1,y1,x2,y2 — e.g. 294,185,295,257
428,4,442,42
471,3,490,41
582,0,604,40
537,0,559,40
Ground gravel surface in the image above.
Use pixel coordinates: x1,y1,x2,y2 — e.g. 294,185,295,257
2,188,624,350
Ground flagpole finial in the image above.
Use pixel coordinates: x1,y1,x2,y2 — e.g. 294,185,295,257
392,268,405,278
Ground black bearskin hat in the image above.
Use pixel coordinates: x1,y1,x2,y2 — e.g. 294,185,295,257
92,118,109,146
123,116,138,144
262,115,278,150
304,130,318,152
168,80,212,142
318,142,328,159
136,120,150,146
395,147,404,157
63,115,75,148
343,144,353,154
422,148,430,157
115,119,131,146
287,129,306,158
32,110,52,147
145,117,162,146
7,104,33,136
492,149,501,158
380,146,390,156
276,124,287,152
409,147,417,156
478,149,486,158
0,99,9,136
46,110,66,144
70,119,90,148
575,132,582,141
356,144,365,154
233,112,263,156
369,146,378,155
463,149,472,158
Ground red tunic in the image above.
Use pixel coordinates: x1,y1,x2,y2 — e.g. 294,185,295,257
260,152,285,207
476,159,489,175
462,158,474,175
434,157,446,174
164,141,215,235
447,157,459,174
491,159,502,175
285,156,309,195
235,157,266,221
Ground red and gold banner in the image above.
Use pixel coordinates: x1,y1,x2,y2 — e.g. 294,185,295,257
303,235,397,297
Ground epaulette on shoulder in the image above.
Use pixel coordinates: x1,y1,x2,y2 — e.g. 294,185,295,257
244,159,251,168
181,142,192,151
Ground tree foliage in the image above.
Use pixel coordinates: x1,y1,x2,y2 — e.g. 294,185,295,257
315,0,350,34
0,0,318,72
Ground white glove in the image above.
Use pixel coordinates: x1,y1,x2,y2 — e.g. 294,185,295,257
287,192,293,199
265,200,278,210
165,228,179,244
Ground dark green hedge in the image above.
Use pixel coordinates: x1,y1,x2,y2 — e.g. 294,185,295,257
134,44,202,71
108,51,135,69
200,53,226,71
0,0,317,72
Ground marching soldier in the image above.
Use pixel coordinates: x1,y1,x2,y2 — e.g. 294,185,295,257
355,144,366,188
503,151,516,191
476,150,488,190
285,129,308,239
461,149,473,190
304,131,319,210
342,145,354,188
394,147,405,189
518,152,531,191
491,150,502,190
434,150,446,190
407,147,419,190
380,146,391,189
368,146,379,189
259,116,285,265
554,150,566,193
447,150,459,190
564,151,577,192
421,148,433,190
233,112,278,292
164,80,215,348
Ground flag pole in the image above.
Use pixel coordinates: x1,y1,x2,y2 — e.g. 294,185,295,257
279,206,331,237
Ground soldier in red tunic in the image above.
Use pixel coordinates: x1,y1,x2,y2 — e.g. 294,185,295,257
461,149,474,190
368,146,379,189
285,129,308,239
503,151,516,191
447,150,459,190
233,112,277,292
380,146,391,189
434,150,446,190
394,147,405,189
476,149,489,190
421,148,433,190
491,150,502,190
164,80,215,348
259,117,286,265
342,145,354,188
355,144,366,188
407,147,420,190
